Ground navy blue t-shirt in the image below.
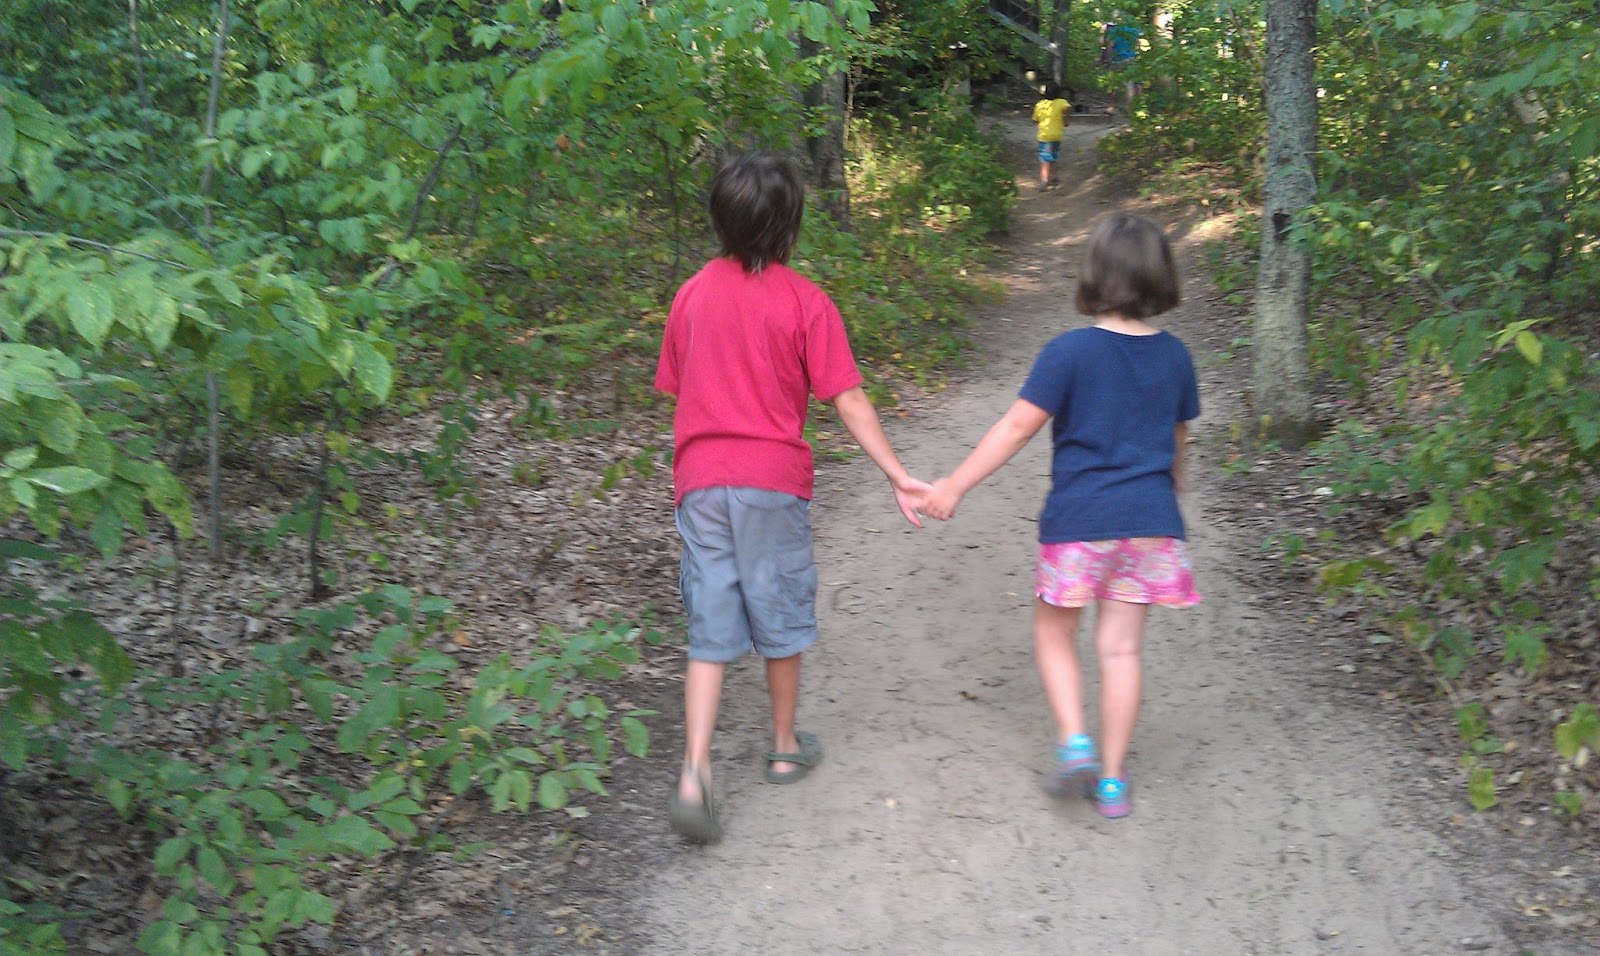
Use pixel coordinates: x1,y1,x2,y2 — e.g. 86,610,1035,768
1017,327,1200,543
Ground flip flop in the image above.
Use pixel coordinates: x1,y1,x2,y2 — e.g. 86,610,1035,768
667,768,723,844
763,731,823,785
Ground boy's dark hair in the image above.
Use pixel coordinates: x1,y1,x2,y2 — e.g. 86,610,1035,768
1075,213,1181,319
709,152,805,273
1040,81,1062,100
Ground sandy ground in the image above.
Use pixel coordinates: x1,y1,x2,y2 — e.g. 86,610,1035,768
635,118,1513,954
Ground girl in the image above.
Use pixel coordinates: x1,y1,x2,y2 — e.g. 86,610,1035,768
916,213,1200,819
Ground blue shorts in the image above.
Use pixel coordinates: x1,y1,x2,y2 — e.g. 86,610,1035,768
1038,140,1061,163
675,487,818,663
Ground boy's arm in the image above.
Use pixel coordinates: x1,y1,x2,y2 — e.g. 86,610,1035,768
920,399,1051,520
829,386,930,527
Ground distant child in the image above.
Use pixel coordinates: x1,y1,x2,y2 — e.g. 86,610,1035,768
655,152,930,843
1031,82,1071,190
1099,16,1144,112
915,213,1200,819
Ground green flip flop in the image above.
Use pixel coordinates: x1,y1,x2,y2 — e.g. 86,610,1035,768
764,731,823,785
667,768,723,844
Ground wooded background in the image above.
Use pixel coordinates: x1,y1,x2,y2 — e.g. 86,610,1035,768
2,1,1596,952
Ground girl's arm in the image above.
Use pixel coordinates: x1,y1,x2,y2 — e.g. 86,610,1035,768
1173,420,1190,494
920,399,1051,520
831,386,932,527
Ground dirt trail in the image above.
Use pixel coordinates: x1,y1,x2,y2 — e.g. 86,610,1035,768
636,118,1509,954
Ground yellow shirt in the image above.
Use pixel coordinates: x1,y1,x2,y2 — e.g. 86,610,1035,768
1033,98,1070,141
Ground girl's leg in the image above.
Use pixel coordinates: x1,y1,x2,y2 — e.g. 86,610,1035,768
765,652,803,774
1040,160,1050,186
1033,598,1087,744
679,659,726,801
1093,599,1149,780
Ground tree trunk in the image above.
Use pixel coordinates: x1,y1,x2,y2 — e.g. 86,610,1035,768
1252,0,1318,447
127,0,152,131
798,0,850,226
201,0,231,562
1050,1,1071,87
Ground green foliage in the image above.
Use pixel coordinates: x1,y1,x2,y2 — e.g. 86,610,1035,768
1095,0,1263,186
855,1,1025,107
1554,703,1600,762
0,896,67,956
2,2,1012,947
0,540,131,770
1465,763,1497,811
28,587,653,953
878,104,1016,237
1080,0,1600,810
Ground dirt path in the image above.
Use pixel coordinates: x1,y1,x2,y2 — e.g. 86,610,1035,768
635,117,1510,954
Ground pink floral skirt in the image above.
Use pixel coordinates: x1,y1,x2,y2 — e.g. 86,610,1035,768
1035,537,1201,609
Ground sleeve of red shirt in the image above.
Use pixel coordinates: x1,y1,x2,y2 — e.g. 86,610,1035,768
803,290,863,402
654,304,681,397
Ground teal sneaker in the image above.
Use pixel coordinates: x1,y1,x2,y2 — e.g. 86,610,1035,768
1095,777,1132,819
1045,734,1100,798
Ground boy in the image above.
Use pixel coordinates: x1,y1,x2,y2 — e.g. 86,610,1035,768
654,152,928,843
1032,82,1071,190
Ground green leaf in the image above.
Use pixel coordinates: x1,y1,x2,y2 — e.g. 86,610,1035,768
0,104,15,169
334,685,401,754
34,400,85,454
1466,765,1497,811
1401,500,1451,538
3,446,39,470
1513,331,1542,366
153,836,193,873
210,272,244,307
225,365,253,416
600,4,629,35
146,295,180,351
65,282,114,345
536,771,567,810
0,538,50,560
351,341,393,401
241,790,290,820
322,815,396,855
24,466,108,495
10,476,37,510
1501,625,1547,673
621,715,649,758
196,846,235,895
1554,703,1600,760
1,720,27,768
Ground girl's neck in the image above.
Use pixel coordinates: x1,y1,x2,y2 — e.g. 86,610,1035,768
1093,313,1159,336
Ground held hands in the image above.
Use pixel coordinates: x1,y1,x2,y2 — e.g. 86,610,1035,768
913,477,963,522
892,475,935,527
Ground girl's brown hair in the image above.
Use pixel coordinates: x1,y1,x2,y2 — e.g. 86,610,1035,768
1075,213,1181,318
708,152,805,273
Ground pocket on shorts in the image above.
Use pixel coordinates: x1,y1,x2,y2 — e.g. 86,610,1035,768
731,490,817,633
773,546,818,630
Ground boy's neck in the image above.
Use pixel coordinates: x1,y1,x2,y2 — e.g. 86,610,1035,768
1093,313,1159,336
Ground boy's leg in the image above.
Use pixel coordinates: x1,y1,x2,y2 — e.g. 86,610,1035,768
673,488,751,812
1033,598,1087,744
728,488,820,778
679,659,726,802
1093,599,1149,780
765,653,802,774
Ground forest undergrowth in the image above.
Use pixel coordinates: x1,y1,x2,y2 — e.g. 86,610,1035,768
1093,0,1598,933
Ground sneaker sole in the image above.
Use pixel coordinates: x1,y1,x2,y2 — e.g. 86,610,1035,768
1043,759,1100,799
1096,801,1132,819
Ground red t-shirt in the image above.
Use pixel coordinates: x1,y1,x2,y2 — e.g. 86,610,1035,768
655,257,863,504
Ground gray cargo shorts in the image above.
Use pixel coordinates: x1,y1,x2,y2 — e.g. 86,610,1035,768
675,487,819,663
